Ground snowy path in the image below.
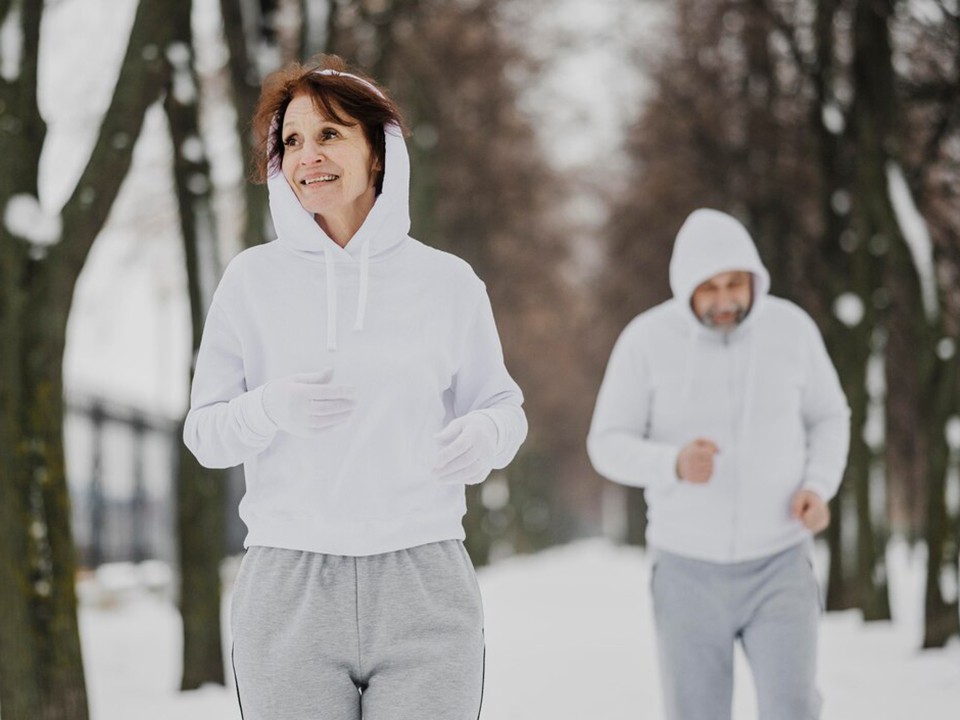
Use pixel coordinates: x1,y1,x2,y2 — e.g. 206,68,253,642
80,539,959,719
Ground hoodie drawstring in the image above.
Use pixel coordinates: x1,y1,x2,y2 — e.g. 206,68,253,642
323,241,372,350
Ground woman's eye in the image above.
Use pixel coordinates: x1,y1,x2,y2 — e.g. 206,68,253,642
321,128,339,140
283,135,299,147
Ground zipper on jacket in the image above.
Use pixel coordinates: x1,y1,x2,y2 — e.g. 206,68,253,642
725,331,741,561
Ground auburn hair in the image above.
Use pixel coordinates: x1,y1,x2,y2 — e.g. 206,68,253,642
250,55,404,193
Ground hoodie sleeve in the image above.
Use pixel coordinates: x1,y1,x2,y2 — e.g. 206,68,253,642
183,301,278,469
452,288,527,469
587,324,681,489
798,315,851,501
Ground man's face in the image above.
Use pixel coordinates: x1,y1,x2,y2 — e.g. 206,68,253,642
691,271,753,330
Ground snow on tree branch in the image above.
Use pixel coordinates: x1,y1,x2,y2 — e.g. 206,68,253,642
0,0,23,81
4,193,63,253
886,161,938,322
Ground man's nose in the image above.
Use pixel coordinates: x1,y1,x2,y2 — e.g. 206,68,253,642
716,289,740,309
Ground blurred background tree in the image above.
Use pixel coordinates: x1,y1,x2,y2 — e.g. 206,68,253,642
0,0,178,717
600,0,960,646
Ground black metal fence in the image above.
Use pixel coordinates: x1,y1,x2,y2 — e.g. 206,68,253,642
65,394,246,568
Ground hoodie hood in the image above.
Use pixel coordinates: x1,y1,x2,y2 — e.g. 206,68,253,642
266,69,411,350
267,120,411,260
668,208,770,329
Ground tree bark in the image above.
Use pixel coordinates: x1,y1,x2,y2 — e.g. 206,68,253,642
922,357,960,647
165,0,227,688
0,0,48,711
0,0,175,716
220,0,271,249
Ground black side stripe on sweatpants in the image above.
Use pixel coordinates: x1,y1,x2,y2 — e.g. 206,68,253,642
475,636,486,720
231,644,245,719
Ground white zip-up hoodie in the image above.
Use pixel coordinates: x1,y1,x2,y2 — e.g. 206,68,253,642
184,106,527,557
587,209,850,563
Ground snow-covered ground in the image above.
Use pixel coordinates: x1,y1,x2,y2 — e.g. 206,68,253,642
79,538,959,720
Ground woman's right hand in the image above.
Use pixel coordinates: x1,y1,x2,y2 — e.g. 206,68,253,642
261,369,357,437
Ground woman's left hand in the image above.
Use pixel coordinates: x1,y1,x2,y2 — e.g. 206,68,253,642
433,413,499,485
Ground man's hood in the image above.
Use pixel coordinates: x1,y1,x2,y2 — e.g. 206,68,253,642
668,208,770,328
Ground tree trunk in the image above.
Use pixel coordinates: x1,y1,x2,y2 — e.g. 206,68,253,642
920,354,960,647
176,443,227,686
165,0,227,688
0,0,175,715
220,0,271,249
20,286,88,720
845,0,914,622
0,5,47,714
802,0,869,613
0,258,44,720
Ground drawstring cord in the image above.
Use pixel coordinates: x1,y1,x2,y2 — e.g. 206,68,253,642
323,240,371,350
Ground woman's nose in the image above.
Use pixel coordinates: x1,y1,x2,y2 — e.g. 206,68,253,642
300,139,325,164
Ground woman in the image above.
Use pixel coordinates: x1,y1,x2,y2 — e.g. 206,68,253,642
183,55,527,719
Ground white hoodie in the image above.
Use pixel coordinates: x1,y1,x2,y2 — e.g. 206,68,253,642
587,209,850,563
184,109,527,557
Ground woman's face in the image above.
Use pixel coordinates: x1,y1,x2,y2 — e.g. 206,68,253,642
280,93,378,236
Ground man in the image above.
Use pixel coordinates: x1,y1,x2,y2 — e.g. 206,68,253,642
587,208,850,720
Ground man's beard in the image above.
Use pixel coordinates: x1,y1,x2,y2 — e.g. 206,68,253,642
701,303,749,330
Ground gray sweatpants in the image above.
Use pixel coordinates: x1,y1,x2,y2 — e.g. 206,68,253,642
230,540,485,720
651,541,822,720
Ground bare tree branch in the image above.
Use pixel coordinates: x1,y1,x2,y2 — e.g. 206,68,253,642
57,0,175,274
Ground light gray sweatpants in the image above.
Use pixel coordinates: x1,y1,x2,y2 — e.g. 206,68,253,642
230,540,485,720
651,541,822,720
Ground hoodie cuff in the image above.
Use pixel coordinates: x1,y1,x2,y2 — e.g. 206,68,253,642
471,409,502,454
801,480,833,503
658,445,682,488
231,385,278,443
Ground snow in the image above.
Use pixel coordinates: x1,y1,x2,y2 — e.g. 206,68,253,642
887,161,938,321
37,0,139,212
167,42,199,105
0,0,22,81
833,292,865,327
61,102,193,418
945,416,960,450
937,337,956,360
78,539,960,720
180,135,205,163
0,2,23,82
39,0,217,418
3,193,63,248
830,188,851,216
910,0,947,25
821,103,845,135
